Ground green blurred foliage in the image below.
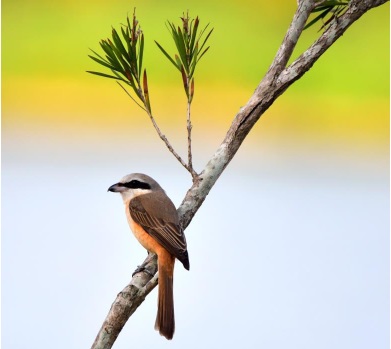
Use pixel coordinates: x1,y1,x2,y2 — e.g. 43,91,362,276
3,0,388,96
2,0,389,147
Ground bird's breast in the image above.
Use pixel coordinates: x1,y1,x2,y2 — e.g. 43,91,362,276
125,205,163,255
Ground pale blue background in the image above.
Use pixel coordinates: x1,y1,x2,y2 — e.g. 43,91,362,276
2,126,389,349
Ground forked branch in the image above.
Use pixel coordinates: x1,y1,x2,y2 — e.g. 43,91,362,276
91,1,388,348
88,10,212,180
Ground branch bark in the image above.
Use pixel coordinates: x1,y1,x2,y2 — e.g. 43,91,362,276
91,1,388,348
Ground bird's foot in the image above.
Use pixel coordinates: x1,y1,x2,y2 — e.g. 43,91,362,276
132,252,157,277
132,264,155,277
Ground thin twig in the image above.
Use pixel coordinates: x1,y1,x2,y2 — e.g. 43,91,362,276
186,100,197,179
121,80,197,177
145,108,195,175
186,101,192,168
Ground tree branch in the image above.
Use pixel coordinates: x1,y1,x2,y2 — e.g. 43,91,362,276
268,0,315,76
91,1,388,348
91,255,159,349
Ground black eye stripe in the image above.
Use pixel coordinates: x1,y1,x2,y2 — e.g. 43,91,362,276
121,180,151,190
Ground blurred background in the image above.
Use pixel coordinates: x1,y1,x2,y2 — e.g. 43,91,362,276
2,1,389,349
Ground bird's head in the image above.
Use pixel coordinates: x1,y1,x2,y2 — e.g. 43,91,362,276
108,173,162,201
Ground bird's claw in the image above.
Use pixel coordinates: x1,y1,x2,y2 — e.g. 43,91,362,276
132,264,155,277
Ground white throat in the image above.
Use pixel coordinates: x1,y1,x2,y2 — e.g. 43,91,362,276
120,188,152,202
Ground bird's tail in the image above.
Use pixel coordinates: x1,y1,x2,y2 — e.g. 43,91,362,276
155,252,175,340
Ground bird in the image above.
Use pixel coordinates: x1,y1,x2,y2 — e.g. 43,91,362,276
108,173,189,340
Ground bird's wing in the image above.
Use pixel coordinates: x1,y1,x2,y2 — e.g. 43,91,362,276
129,195,189,269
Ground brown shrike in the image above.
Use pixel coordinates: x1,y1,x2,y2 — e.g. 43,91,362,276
108,173,189,340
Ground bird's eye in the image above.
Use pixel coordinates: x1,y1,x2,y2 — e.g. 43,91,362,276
123,179,151,190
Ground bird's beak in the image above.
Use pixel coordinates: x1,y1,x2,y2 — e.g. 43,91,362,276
108,183,123,192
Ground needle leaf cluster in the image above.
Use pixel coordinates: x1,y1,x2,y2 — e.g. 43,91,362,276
155,12,213,103
304,1,349,30
87,10,151,112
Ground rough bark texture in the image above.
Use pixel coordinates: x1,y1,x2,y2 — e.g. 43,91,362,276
91,256,158,349
91,1,388,348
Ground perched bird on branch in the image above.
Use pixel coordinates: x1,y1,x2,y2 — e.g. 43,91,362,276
108,173,190,340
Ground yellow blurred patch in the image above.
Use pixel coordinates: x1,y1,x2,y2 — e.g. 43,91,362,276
3,76,388,152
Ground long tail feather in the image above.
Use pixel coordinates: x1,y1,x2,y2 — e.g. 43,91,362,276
155,253,175,340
